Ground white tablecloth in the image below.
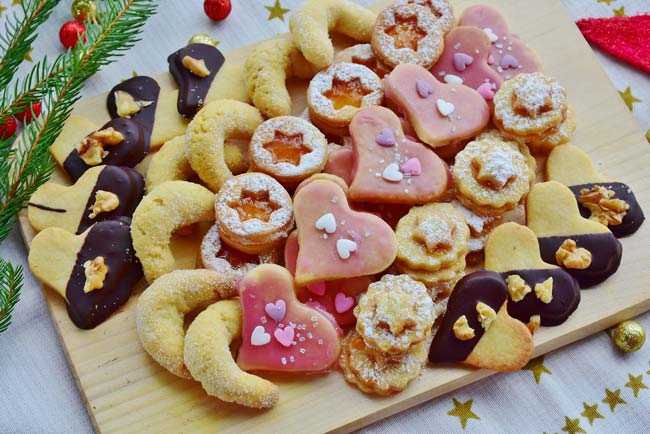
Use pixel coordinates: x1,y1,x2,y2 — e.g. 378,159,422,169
1,1,648,433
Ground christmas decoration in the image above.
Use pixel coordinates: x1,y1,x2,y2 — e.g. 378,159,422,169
71,0,97,22
576,14,650,74
15,101,41,124
188,33,218,47
0,117,17,139
204,0,231,21
59,20,87,49
613,320,646,352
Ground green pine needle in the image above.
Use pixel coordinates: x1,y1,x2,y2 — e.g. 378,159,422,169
0,259,23,333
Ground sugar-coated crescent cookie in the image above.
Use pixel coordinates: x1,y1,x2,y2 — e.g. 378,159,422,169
289,0,377,70
131,181,215,283
136,269,237,379
244,38,319,118
184,299,280,408
186,99,263,192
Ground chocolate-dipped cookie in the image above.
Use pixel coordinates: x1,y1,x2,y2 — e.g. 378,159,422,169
168,43,226,118
547,144,644,238
28,218,142,329
428,270,533,372
485,222,580,328
28,165,144,235
107,75,160,135
526,181,622,288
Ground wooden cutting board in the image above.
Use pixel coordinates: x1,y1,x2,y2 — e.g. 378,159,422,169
18,0,650,433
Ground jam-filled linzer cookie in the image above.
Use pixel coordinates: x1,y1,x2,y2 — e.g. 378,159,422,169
249,116,328,186
215,173,294,255
428,270,533,371
394,0,456,36
485,222,581,329
28,218,142,329
28,165,144,235
547,144,644,237
334,44,390,78
307,62,383,136
526,181,623,288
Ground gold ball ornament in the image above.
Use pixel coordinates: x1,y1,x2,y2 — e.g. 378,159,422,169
188,33,218,47
71,0,97,23
613,320,646,353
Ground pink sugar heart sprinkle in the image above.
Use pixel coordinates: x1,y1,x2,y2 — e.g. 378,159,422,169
273,325,295,347
500,54,519,69
307,281,326,296
476,82,495,100
453,52,474,71
487,54,495,65
264,299,286,322
376,127,396,147
415,79,434,98
334,292,355,313
401,158,422,176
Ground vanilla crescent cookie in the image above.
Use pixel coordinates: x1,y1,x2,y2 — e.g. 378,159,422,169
186,99,263,192
136,269,237,379
289,0,377,70
244,38,319,118
131,181,215,283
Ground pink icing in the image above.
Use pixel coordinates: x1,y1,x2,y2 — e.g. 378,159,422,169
236,264,342,372
323,147,354,186
453,52,474,71
307,281,326,296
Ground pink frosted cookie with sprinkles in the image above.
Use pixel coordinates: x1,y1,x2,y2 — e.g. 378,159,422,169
430,26,503,100
324,145,355,186
384,63,490,148
236,264,342,372
459,4,541,81
348,105,450,204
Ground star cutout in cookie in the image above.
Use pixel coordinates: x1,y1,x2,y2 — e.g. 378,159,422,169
580,402,604,426
412,217,453,252
523,355,552,384
0,4,7,17
613,6,626,17
624,373,648,398
561,416,586,434
618,86,641,111
265,0,290,22
24,47,33,62
602,388,626,412
447,398,480,429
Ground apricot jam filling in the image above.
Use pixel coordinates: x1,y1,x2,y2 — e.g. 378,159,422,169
323,77,369,110
231,191,279,222
385,16,426,51
263,131,310,166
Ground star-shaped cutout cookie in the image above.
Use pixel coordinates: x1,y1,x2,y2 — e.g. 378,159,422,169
265,0,290,22
447,398,480,429
412,217,453,252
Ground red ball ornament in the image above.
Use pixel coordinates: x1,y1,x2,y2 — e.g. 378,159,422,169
59,20,87,49
16,101,42,124
204,0,231,21
0,117,17,140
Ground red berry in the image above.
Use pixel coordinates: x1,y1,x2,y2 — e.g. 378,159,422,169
0,117,17,140
59,20,87,49
204,0,231,21
16,101,42,124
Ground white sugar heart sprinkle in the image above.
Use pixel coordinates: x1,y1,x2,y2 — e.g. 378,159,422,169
436,99,455,117
315,212,337,234
382,163,403,182
483,27,498,43
336,239,358,260
444,74,464,85
250,325,271,346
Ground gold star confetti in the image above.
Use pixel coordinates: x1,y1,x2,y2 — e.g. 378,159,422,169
618,86,642,111
580,402,604,426
0,4,7,17
602,388,626,412
523,355,552,384
265,0,290,22
646,130,650,143
597,0,613,5
12,0,21,5
625,373,648,397
613,6,626,16
24,47,33,62
561,416,586,434
447,398,480,429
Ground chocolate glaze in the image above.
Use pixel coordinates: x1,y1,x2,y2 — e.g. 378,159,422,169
569,182,645,238
76,166,144,234
65,218,142,329
63,118,150,181
27,203,66,213
429,270,507,363
500,268,580,326
537,233,622,288
107,76,160,135
168,43,225,118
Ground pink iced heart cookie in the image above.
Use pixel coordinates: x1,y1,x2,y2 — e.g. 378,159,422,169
459,4,542,81
237,264,341,372
384,64,490,148
324,146,355,186
430,26,503,98
348,106,450,204
293,177,397,285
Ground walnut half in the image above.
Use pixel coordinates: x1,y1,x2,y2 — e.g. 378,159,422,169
534,277,554,304
182,55,211,78
78,127,124,166
578,185,629,226
115,90,153,118
527,315,541,334
88,190,120,219
453,315,475,341
83,256,108,293
506,274,531,302
555,239,592,269
476,302,497,330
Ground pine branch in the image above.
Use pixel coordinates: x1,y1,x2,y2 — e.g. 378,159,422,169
0,259,23,333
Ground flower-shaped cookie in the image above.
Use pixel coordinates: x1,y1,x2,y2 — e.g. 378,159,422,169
528,106,576,152
354,274,434,354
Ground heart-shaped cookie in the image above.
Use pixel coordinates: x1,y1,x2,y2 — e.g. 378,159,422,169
547,144,644,238
384,64,490,148
324,146,355,186
526,181,622,287
28,165,144,234
236,264,342,372
293,177,398,285
348,106,449,204
107,76,160,136
485,222,580,327
28,218,143,329
428,270,533,371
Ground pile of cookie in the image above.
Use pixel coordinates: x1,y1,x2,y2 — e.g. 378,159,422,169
26,0,645,409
